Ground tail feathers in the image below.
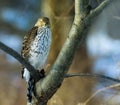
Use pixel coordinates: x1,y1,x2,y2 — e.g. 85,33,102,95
23,68,30,82
22,68,34,103
27,78,35,103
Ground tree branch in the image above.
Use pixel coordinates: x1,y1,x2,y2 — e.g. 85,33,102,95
0,42,40,81
75,0,84,15
84,83,120,104
65,73,120,83
90,0,114,19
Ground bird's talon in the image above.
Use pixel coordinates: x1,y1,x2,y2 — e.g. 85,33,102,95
39,69,45,77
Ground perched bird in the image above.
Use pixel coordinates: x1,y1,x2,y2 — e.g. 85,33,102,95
21,17,52,103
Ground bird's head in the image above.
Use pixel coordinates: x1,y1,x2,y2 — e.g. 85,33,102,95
35,17,50,27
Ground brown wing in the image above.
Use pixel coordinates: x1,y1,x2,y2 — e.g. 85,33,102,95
21,26,38,60
21,26,38,78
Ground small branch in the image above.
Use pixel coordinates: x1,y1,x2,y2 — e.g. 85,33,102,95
74,0,84,24
84,83,120,104
0,41,40,81
65,73,120,83
90,0,114,18
75,0,84,15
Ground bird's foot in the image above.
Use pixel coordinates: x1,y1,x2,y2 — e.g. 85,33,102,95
39,69,45,78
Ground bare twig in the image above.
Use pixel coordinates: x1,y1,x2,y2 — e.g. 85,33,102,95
65,73,120,83
90,0,114,18
84,83,120,104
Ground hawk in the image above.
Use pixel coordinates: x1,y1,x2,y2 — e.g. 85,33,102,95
21,17,52,103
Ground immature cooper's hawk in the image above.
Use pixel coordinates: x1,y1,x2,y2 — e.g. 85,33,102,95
21,17,52,103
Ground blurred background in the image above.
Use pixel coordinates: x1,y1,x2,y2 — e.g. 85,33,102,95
0,0,120,105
